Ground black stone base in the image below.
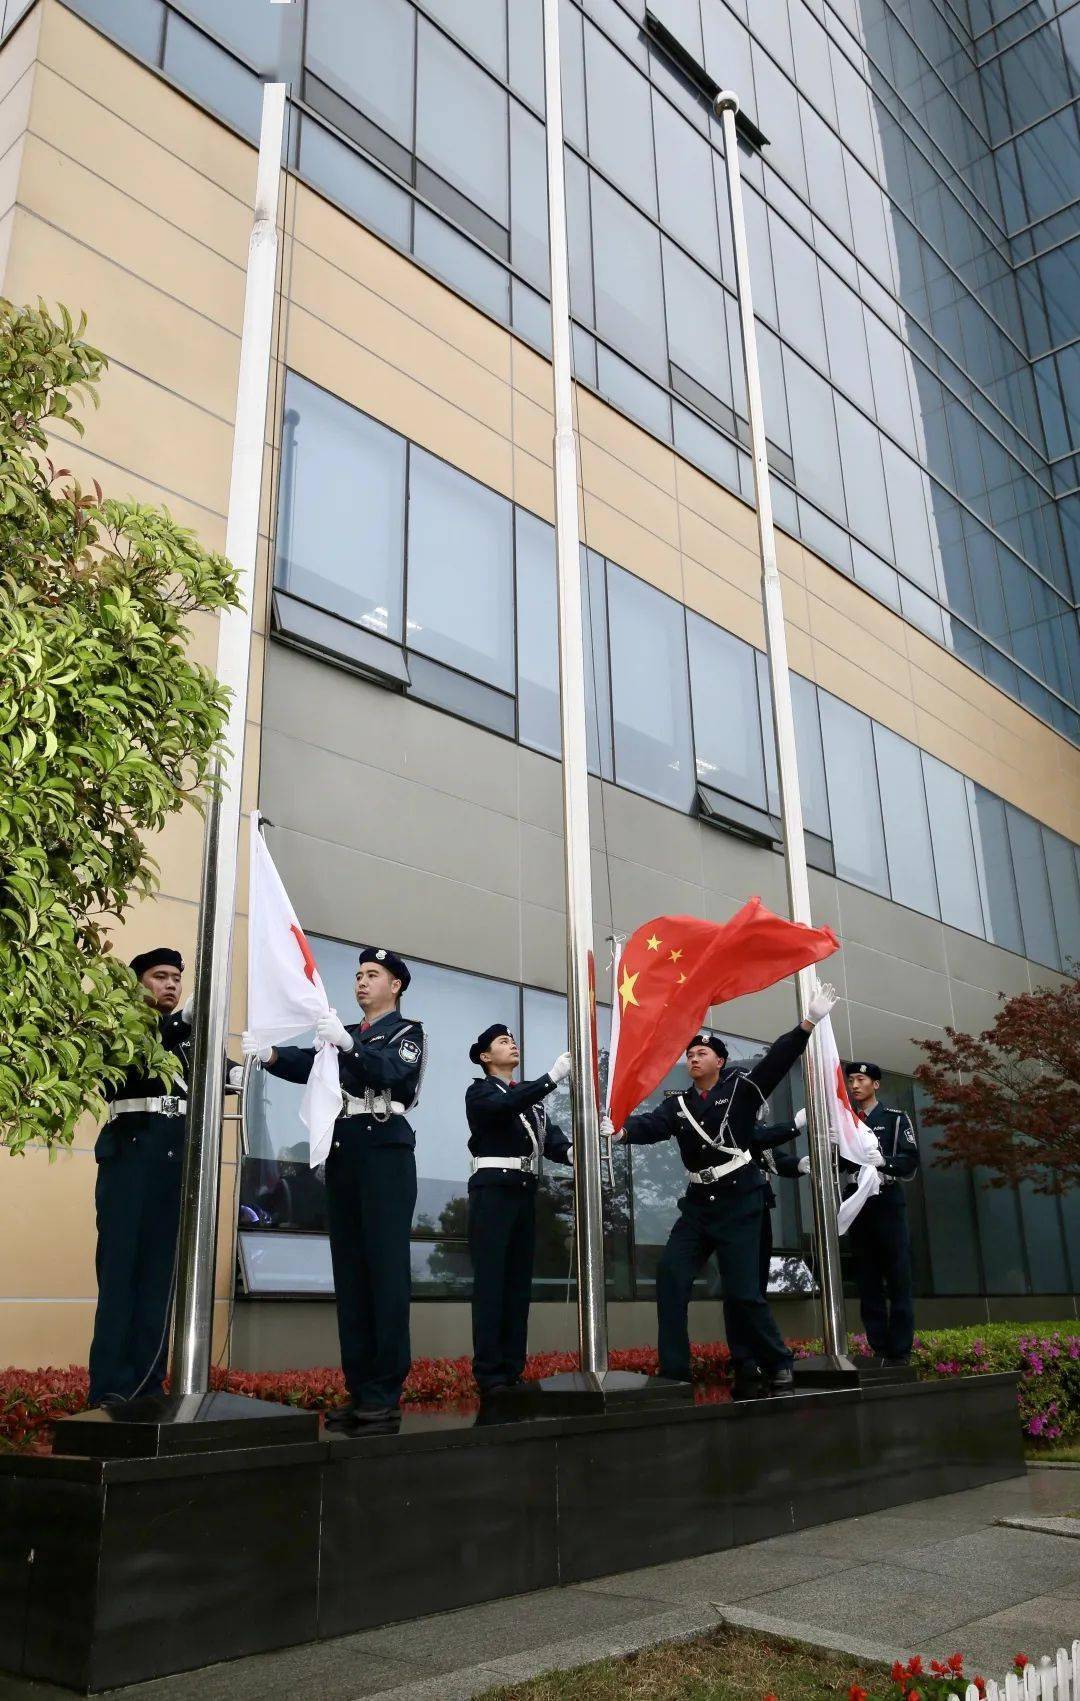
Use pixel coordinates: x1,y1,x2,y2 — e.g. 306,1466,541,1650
0,1373,1024,1694
53,1392,319,1459
794,1354,917,1390
488,1368,694,1416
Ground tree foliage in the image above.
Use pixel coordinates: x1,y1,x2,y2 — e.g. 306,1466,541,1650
914,977,1080,1194
0,300,239,1155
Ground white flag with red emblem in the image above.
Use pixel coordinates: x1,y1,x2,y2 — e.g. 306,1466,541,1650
816,1014,881,1232
248,814,342,1168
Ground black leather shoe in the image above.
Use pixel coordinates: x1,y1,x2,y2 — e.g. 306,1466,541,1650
883,1355,911,1368
768,1366,795,1392
731,1366,765,1400
323,1404,360,1432
352,1405,401,1427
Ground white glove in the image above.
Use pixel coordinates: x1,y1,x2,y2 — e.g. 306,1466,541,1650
179,995,195,1025
227,1064,245,1090
599,1115,615,1138
316,1011,354,1051
241,1031,273,1064
548,1051,572,1084
797,1155,811,1175
868,1150,886,1170
794,1108,807,1131
806,982,838,1025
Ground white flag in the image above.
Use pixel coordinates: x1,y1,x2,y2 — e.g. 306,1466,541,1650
815,1014,882,1233
248,813,342,1168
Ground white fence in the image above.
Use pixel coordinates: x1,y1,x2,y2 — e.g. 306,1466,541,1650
949,1645,1080,1701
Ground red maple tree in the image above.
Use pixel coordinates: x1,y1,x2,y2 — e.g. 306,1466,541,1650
914,978,1080,1194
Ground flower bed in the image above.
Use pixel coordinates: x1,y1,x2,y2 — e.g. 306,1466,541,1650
3,1322,1077,1456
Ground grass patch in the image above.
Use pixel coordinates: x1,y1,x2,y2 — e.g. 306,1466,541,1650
479,1624,886,1701
1028,1442,1080,1464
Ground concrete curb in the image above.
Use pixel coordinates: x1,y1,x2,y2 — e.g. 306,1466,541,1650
1025,1461,1080,1472
995,1515,1080,1539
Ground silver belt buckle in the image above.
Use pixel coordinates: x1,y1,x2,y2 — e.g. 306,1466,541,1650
521,1155,535,1175
159,1095,182,1117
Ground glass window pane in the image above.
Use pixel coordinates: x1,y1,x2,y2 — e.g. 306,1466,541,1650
969,786,1024,955
784,348,847,522
608,564,694,809
423,0,506,75
662,239,732,407
819,693,889,894
515,516,610,776
820,268,874,413
413,208,510,321
1019,1184,1069,1293
652,92,721,275
759,662,831,840
836,400,894,561
770,213,827,369
509,0,544,109
974,1181,1026,1294
299,119,412,249
590,176,668,377
1044,829,1080,970
164,15,262,137
407,449,514,689
881,438,937,592
1006,806,1060,967
873,725,939,917
687,613,767,808
865,314,916,452
275,374,405,640
510,102,548,290
175,0,283,70
914,1087,981,1294
584,21,657,214
75,0,163,59
416,19,509,225
306,0,415,148
922,754,985,936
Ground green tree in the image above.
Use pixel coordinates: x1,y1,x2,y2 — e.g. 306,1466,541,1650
0,300,240,1155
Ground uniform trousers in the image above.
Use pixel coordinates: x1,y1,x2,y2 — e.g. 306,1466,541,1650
724,1197,775,1372
324,1139,417,1410
468,1182,536,1389
88,1125,183,1405
658,1189,792,1382
848,1192,914,1358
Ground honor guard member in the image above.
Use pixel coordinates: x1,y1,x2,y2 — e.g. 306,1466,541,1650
603,985,837,1391
465,1025,573,1393
843,1061,919,1365
89,947,194,1407
726,1118,807,1396
244,947,424,1430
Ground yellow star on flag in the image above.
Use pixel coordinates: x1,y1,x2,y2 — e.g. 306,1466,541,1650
677,972,687,984
619,966,640,1011
669,947,683,963
645,933,661,952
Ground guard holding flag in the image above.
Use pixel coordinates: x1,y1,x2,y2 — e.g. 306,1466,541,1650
244,946,424,1429
465,1026,574,1392
606,986,838,1390
843,1062,919,1365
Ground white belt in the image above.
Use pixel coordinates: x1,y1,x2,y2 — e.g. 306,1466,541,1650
342,1091,405,1120
109,1095,187,1119
471,1155,538,1175
687,1148,753,1186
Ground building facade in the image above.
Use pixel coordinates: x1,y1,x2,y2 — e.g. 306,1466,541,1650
0,0,1077,1370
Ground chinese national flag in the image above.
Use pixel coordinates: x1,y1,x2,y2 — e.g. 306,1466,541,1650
606,897,838,1129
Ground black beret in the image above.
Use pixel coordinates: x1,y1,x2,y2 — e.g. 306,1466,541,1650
470,1023,513,1065
130,947,184,979
845,1060,882,1081
687,1031,728,1061
356,945,411,992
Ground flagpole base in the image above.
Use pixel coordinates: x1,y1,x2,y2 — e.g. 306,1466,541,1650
794,1354,917,1389
52,1391,319,1459
479,1370,694,1418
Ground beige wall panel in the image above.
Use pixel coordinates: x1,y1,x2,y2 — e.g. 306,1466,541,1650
0,1147,95,1299
5,212,240,422
774,531,807,585
512,445,556,523
509,336,553,410
286,305,514,500
576,388,678,495
0,58,32,159
783,615,815,679
0,203,15,288
677,507,761,601
0,131,24,221
37,2,255,212
37,431,227,537
0,1300,95,1367
0,3,40,103
812,640,919,740
289,243,513,443
805,552,909,655
16,134,245,332
292,184,512,384
674,456,759,554
779,571,810,634
581,491,682,595
808,596,913,698
578,434,680,551
678,555,766,649
511,386,554,465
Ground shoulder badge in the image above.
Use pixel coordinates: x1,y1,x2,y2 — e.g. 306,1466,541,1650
399,1037,421,1065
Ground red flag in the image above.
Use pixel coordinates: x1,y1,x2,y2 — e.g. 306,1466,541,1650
607,897,838,1129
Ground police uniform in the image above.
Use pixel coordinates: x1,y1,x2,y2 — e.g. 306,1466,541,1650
89,948,191,1407
842,1062,919,1362
622,1026,810,1386
724,1121,801,1385
267,948,425,1417
465,1024,573,1392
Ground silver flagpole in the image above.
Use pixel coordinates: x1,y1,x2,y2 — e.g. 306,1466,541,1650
170,80,287,1396
714,93,849,1365
541,0,608,1378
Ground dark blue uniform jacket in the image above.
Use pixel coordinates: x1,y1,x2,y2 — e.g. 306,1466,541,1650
841,1102,919,1205
94,1009,192,1161
465,1073,572,1189
269,1011,425,1148
621,1025,811,1203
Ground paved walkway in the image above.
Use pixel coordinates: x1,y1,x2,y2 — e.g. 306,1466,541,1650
3,1469,1077,1701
